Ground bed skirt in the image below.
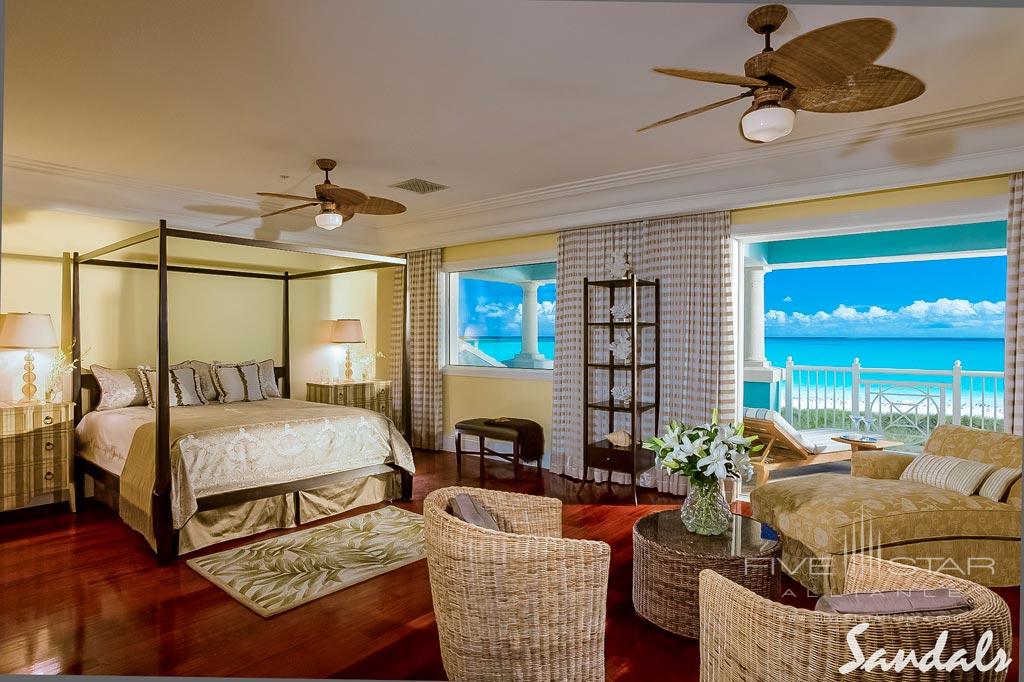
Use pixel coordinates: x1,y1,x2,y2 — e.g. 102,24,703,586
173,466,399,555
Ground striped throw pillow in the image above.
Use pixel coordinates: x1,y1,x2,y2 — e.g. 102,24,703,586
979,467,1022,503
139,367,207,408
212,361,266,403
900,454,996,496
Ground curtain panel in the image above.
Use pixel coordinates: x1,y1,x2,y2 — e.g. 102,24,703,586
1005,172,1023,435
395,249,444,450
388,267,405,425
550,211,735,494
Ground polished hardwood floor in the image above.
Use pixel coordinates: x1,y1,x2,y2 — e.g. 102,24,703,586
0,451,1018,680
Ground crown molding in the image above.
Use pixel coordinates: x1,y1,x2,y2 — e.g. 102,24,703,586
389,96,1024,226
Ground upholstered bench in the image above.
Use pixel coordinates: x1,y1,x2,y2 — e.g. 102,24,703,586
454,417,544,482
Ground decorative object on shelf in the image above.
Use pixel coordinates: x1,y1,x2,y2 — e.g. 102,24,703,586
642,410,761,535
0,312,58,403
43,342,80,403
607,330,632,362
605,429,632,448
607,252,632,279
609,300,632,322
610,385,631,405
583,275,661,504
330,319,365,382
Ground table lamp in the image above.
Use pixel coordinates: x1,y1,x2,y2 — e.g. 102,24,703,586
330,319,364,382
0,312,58,403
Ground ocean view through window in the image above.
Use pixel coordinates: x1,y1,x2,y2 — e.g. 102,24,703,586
762,254,1006,446
446,261,556,370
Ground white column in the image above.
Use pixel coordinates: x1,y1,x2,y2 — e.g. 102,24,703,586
509,281,546,368
744,263,770,369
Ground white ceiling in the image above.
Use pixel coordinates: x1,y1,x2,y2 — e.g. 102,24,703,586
4,1,1023,254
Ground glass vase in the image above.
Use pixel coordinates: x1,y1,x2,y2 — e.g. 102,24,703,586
681,478,731,536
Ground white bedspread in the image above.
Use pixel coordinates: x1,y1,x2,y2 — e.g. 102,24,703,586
76,406,154,475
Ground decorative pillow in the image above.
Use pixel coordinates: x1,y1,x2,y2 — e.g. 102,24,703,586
212,361,266,403
139,366,207,408
815,589,970,617
979,467,1023,502
179,360,218,403
90,364,148,410
256,359,282,399
449,493,500,531
900,454,996,496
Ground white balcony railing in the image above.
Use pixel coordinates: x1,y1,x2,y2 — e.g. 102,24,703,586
783,357,1004,450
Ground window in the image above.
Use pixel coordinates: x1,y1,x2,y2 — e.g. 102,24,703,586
446,261,556,370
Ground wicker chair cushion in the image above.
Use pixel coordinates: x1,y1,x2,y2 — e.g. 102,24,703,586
815,589,971,617
449,493,499,531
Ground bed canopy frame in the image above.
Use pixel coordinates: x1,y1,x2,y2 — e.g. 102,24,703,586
71,219,412,563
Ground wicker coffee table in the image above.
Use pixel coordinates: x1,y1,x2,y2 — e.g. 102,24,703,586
633,510,781,638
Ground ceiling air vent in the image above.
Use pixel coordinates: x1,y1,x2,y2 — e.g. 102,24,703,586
389,178,449,195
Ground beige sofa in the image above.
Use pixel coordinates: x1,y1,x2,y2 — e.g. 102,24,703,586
751,425,1021,595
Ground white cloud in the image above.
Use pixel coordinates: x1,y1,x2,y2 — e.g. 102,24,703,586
782,296,792,303
765,298,1005,337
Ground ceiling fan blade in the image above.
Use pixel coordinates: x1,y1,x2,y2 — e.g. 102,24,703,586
654,68,767,88
637,92,752,132
789,65,924,113
769,18,895,88
316,184,368,206
354,196,407,215
257,192,320,202
259,202,318,219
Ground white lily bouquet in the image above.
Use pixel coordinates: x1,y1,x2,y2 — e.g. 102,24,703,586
642,410,762,535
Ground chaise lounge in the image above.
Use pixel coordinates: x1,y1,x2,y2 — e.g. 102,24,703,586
751,424,1021,595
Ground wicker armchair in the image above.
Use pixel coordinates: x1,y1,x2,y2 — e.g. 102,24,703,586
423,486,611,682
699,554,1012,681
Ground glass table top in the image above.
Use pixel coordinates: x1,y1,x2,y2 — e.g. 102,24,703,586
634,510,777,558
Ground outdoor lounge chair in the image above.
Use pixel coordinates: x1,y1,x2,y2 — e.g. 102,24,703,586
742,407,852,486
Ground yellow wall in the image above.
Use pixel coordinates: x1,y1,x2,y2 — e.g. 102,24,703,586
0,207,383,402
441,234,557,450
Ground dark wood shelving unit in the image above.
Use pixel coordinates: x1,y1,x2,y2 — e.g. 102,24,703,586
583,274,660,504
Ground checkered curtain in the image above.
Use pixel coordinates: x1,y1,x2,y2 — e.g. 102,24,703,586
549,212,735,494
1005,172,1023,435
404,249,444,450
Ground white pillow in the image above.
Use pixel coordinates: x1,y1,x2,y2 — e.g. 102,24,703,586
978,467,1022,502
212,361,266,403
139,366,207,408
90,365,149,410
256,359,282,399
900,454,996,496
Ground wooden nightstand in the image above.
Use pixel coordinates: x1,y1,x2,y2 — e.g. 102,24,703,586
306,381,392,416
0,401,76,513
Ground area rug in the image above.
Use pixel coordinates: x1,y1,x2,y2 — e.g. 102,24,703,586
187,505,425,617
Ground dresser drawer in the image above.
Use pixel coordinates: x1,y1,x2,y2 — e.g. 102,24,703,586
0,454,68,498
0,428,73,464
0,403,74,436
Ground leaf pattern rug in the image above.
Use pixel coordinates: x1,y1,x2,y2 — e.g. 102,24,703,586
187,505,425,617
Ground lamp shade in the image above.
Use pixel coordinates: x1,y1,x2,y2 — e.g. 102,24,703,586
741,105,795,143
0,313,58,349
315,211,344,230
330,319,365,344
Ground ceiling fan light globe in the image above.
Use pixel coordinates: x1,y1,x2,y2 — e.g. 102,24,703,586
741,105,795,143
315,211,344,230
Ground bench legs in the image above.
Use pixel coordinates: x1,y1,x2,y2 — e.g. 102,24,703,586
455,431,535,484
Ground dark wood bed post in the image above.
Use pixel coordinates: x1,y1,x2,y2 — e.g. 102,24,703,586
400,260,413,500
282,272,291,399
153,220,178,564
71,252,82,424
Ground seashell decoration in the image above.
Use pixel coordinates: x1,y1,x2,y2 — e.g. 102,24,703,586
605,430,632,447
607,330,632,362
607,251,632,279
610,300,632,322
610,384,631,405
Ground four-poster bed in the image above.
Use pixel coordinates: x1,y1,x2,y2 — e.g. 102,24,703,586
71,220,413,564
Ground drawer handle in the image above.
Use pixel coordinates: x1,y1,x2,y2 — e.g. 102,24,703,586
44,471,54,481
43,416,54,425
45,442,54,451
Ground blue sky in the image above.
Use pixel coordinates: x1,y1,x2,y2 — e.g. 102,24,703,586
459,278,556,338
765,255,1006,338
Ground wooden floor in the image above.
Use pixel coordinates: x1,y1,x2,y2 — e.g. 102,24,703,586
0,451,1018,680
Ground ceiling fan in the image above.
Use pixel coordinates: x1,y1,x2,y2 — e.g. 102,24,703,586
257,158,407,230
638,4,925,143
